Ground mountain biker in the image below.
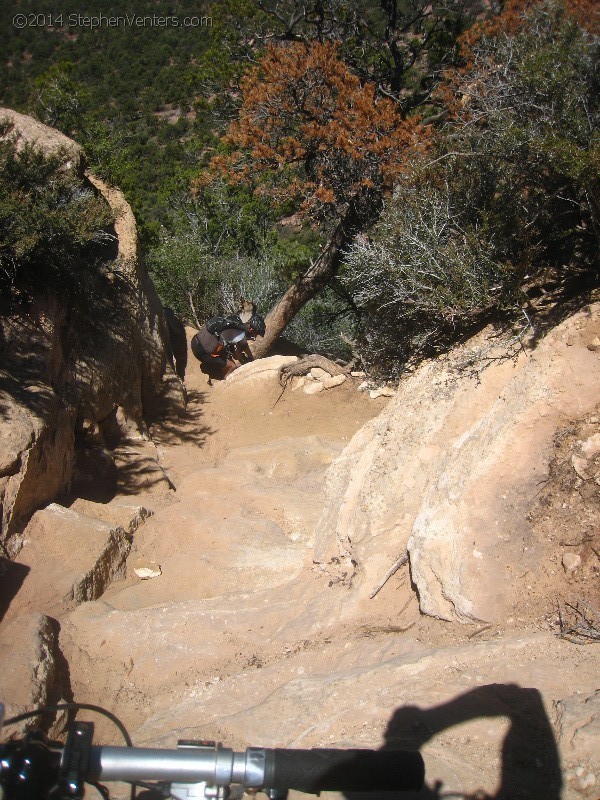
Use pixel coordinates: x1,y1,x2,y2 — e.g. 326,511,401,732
191,313,266,382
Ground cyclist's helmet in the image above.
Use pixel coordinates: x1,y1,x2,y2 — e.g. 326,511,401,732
245,314,266,339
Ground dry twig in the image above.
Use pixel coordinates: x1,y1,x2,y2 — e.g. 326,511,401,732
369,553,409,599
556,599,600,644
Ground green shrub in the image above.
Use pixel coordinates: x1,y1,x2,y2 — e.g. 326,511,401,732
342,1,599,378
342,181,515,376
0,122,114,298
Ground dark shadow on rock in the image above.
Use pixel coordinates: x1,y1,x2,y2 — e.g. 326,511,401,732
164,307,188,380
111,391,213,496
148,389,213,449
344,684,561,800
69,446,118,503
46,617,75,706
524,288,598,350
0,557,30,623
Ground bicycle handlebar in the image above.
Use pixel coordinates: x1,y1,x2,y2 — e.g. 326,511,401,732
88,744,424,792
0,735,424,798
266,747,424,792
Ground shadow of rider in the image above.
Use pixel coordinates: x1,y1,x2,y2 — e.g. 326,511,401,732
346,683,562,800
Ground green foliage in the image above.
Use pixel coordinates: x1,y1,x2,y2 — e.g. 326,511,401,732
343,1,599,377
150,220,352,357
147,179,316,323
5,0,595,372
271,223,324,282
147,233,221,326
447,1,599,269
29,61,90,132
224,0,484,110
0,0,482,249
0,123,114,297
0,1,235,242
27,62,133,207
342,180,515,375
284,282,355,360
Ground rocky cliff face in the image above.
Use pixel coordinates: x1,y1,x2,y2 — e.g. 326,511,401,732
50,323,598,800
315,304,600,624
1,313,598,798
0,109,183,557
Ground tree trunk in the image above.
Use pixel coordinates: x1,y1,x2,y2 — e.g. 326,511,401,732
252,205,359,358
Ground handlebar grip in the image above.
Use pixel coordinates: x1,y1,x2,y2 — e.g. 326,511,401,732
264,748,424,793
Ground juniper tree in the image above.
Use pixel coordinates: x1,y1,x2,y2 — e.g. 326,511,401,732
202,40,428,354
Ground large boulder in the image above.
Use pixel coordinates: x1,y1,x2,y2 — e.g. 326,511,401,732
0,107,85,174
315,305,600,623
224,355,298,385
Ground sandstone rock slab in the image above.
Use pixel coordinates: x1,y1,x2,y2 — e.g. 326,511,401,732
0,613,56,732
304,381,325,395
323,374,347,389
66,498,152,534
0,107,85,173
3,503,134,621
310,367,331,380
315,305,600,622
224,356,298,385
123,629,596,800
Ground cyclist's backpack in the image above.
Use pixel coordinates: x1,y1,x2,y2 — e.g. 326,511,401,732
206,315,245,337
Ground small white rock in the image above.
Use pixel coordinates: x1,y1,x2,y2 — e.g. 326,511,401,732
304,381,325,395
581,433,600,459
351,371,366,378
291,376,306,391
323,374,347,389
133,560,162,580
357,381,371,392
310,367,331,380
587,336,600,352
369,387,395,399
572,455,590,480
562,553,582,573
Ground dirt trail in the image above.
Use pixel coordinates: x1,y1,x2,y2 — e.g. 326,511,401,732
54,351,412,744
100,362,383,611
5,335,599,800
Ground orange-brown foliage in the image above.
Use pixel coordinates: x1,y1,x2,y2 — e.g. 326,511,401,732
460,0,598,60
200,41,429,217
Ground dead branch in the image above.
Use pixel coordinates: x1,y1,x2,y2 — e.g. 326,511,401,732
279,354,350,387
369,552,409,599
556,599,600,644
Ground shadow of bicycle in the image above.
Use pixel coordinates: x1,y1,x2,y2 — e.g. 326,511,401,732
345,683,561,800
134,683,561,800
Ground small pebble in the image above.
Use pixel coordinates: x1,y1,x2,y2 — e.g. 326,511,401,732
587,336,600,351
562,553,582,573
